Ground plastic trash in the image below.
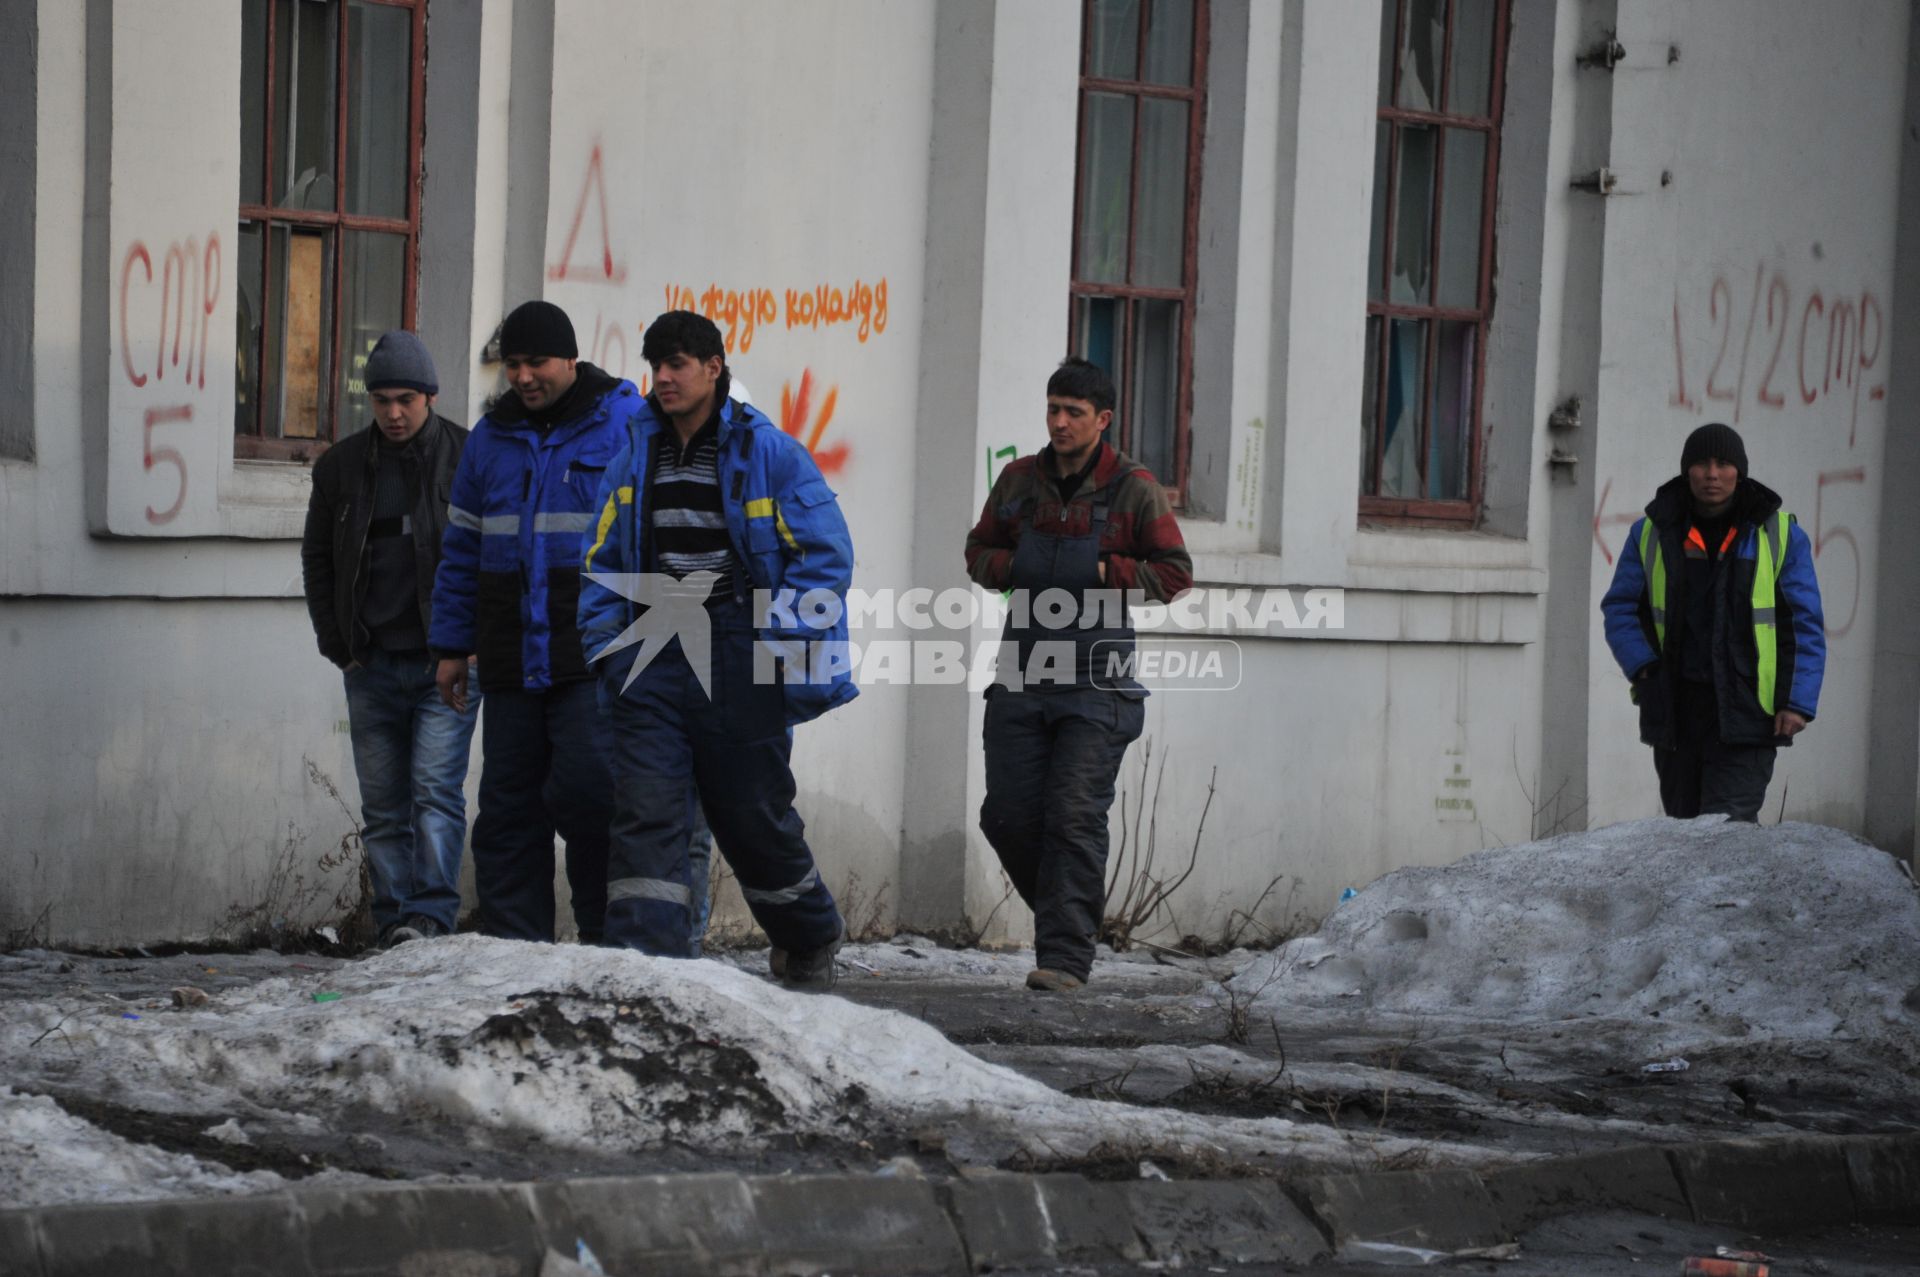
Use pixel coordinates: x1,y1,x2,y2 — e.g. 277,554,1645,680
119,1012,141,1020
1643,1056,1690,1074
170,987,209,1008
1138,1159,1170,1181
1339,887,1359,904
315,925,340,945
312,991,343,1004
575,1238,606,1274
1682,1258,1769,1276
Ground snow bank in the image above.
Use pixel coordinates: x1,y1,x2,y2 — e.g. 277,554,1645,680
0,1087,285,1208
2,937,1471,1204
1243,818,1920,1051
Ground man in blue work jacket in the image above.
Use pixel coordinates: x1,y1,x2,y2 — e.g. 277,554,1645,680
579,310,857,988
430,300,635,943
1601,423,1825,821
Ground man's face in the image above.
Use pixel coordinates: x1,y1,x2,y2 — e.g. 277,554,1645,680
650,351,724,419
370,388,434,443
1687,457,1739,512
1046,395,1111,460
504,354,578,411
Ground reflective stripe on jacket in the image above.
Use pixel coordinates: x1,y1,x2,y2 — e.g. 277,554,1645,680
429,372,640,692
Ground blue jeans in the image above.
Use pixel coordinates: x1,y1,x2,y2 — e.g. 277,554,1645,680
343,649,481,934
472,680,613,943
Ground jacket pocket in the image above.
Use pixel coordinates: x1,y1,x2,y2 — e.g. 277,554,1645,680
476,571,525,690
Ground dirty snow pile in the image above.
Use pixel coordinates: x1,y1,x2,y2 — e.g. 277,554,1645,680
0,1087,288,1208
0,938,1469,1207
1244,818,1920,1053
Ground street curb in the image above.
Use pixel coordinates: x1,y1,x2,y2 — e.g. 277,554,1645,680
1,1132,1915,1275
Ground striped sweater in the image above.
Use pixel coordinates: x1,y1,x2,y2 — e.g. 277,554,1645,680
964,443,1192,602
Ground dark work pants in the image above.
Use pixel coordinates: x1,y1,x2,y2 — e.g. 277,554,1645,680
979,685,1145,981
1653,680,1778,822
602,615,841,958
472,681,612,942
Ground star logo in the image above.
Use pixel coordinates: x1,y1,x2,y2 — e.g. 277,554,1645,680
584,571,719,696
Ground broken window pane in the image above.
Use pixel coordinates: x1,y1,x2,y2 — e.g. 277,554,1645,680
1394,0,1445,113
1379,318,1427,499
1391,124,1436,305
274,0,338,212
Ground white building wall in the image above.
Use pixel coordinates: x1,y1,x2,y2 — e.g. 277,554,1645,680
3,0,1914,947
1586,0,1908,830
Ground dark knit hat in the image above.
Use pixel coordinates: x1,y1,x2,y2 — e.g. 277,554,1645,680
363,330,439,395
499,300,578,359
1680,422,1747,479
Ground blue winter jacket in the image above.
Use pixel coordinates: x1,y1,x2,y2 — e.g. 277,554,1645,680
577,393,858,726
429,364,640,691
1601,474,1824,747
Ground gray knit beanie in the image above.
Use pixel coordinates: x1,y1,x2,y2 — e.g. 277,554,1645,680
364,330,440,395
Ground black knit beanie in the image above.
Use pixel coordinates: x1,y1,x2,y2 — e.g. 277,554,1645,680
1680,422,1747,479
499,300,579,359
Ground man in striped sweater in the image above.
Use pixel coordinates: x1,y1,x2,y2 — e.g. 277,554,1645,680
964,358,1193,991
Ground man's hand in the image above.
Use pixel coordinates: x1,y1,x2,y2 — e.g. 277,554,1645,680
436,658,470,712
1775,710,1809,738
1097,559,1106,583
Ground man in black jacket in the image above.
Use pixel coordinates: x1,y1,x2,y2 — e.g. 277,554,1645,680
302,331,479,947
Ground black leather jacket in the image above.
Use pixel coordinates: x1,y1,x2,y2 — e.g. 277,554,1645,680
301,415,468,669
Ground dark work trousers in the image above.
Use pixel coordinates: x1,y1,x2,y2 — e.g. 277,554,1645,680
980,685,1145,980
980,478,1145,980
471,680,613,942
1653,679,1778,822
602,601,841,957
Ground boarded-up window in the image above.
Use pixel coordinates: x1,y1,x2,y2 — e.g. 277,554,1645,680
235,0,425,459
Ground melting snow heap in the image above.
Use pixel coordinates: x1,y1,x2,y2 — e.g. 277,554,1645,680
1245,817,1920,1056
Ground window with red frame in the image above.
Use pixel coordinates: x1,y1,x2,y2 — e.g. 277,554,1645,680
235,0,425,460
1362,0,1508,521
1070,0,1208,499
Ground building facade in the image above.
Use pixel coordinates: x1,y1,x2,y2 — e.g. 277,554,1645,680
2,0,1915,946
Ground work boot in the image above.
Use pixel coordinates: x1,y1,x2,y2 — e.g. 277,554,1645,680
1025,968,1085,993
404,914,449,940
380,920,425,949
777,921,846,991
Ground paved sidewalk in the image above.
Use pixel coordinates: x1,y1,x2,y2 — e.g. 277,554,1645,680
3,1130,1915,1275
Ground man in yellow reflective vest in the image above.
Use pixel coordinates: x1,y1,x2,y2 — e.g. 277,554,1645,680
1601,423,1825,821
